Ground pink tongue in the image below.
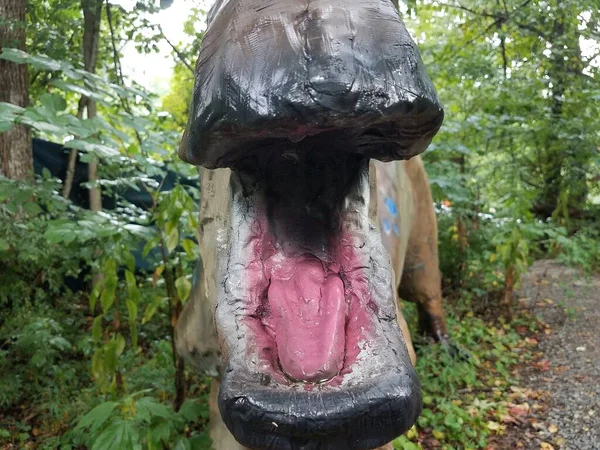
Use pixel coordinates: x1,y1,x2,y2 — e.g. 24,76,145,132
267,254,346,382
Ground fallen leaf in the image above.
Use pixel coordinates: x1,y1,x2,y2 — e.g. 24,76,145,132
531,421,545,430
534,360,551,371
540,443,554,450
548,424,558,433
487,421,504,432
554,365,569,374
509,404,530,417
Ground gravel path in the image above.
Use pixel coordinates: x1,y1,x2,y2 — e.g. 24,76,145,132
508,260,600,450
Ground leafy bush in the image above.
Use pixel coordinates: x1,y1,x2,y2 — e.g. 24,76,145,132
394,303,539,449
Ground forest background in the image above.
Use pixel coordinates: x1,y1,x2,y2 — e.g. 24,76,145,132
0,0,598,449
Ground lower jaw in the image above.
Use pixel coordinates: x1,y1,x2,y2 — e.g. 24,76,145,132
214,149,421,449
219,362,421,450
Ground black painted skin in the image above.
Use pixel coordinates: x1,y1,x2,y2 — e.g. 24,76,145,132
178,0,444,448
179,0,443,169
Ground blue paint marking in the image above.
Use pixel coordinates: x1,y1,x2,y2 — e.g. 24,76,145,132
382,218,392,234
393,224,400,236
384,196,398,217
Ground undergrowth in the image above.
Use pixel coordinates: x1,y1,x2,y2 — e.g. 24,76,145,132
393,300,540,450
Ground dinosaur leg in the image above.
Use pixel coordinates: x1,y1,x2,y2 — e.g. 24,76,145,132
398,158,448,342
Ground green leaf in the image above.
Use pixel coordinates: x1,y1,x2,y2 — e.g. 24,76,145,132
40,92,67,112
0,121,13,132
20,115,65,134
50,79,106,104
0,48,29,64
92,419,141,450
92,315,103,342
0,102,24,127
393,435,421,450
104,335,125,374
114,334,126,357
125,270,141,305
142,297,167,324
0,48,62,71
148,420,172,448
45,222,76,244
91,349,104,381
100,287,115,313
124,252,136,273
136,397,175,422
90,283,101,312
0,101,24,115
173,437,191,450
178,400,209,422
126,298,138,347
175,276,192,303
126,297,138,320
75,401,118,434
49,336,71,351
23,201,43,216
188,433,213,450
181,238,197,258
64,139,120,158
165,226,179,253
60,61,84,80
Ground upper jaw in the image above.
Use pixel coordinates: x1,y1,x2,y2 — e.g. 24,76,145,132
179,0,443,169
214,150,421,449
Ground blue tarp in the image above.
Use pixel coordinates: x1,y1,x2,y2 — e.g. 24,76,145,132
33,138,199,275
32,138,197,211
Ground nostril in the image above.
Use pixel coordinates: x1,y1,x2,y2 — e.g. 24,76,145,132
363,128,386,138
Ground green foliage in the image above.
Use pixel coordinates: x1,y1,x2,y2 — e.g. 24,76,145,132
161,7,206,127
413,0,600,296
68,394,211,450
0,20,202,446
1,0,599,448
394,304,538,449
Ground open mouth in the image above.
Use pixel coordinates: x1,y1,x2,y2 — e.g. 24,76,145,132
215,140,421,450
178,0,445,446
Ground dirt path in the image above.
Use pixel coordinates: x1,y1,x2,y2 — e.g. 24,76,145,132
500,260,600,450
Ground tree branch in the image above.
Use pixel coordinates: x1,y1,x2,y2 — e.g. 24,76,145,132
62,96,87,198
105,0,143,145
157,24,194,74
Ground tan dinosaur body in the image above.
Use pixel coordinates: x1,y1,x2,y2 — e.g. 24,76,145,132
176,156,445,449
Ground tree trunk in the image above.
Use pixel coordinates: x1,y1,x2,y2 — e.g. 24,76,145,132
62,96,86,198
81,0,103,211
80,0,103,290
0,0,32,181
501,265,515,321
